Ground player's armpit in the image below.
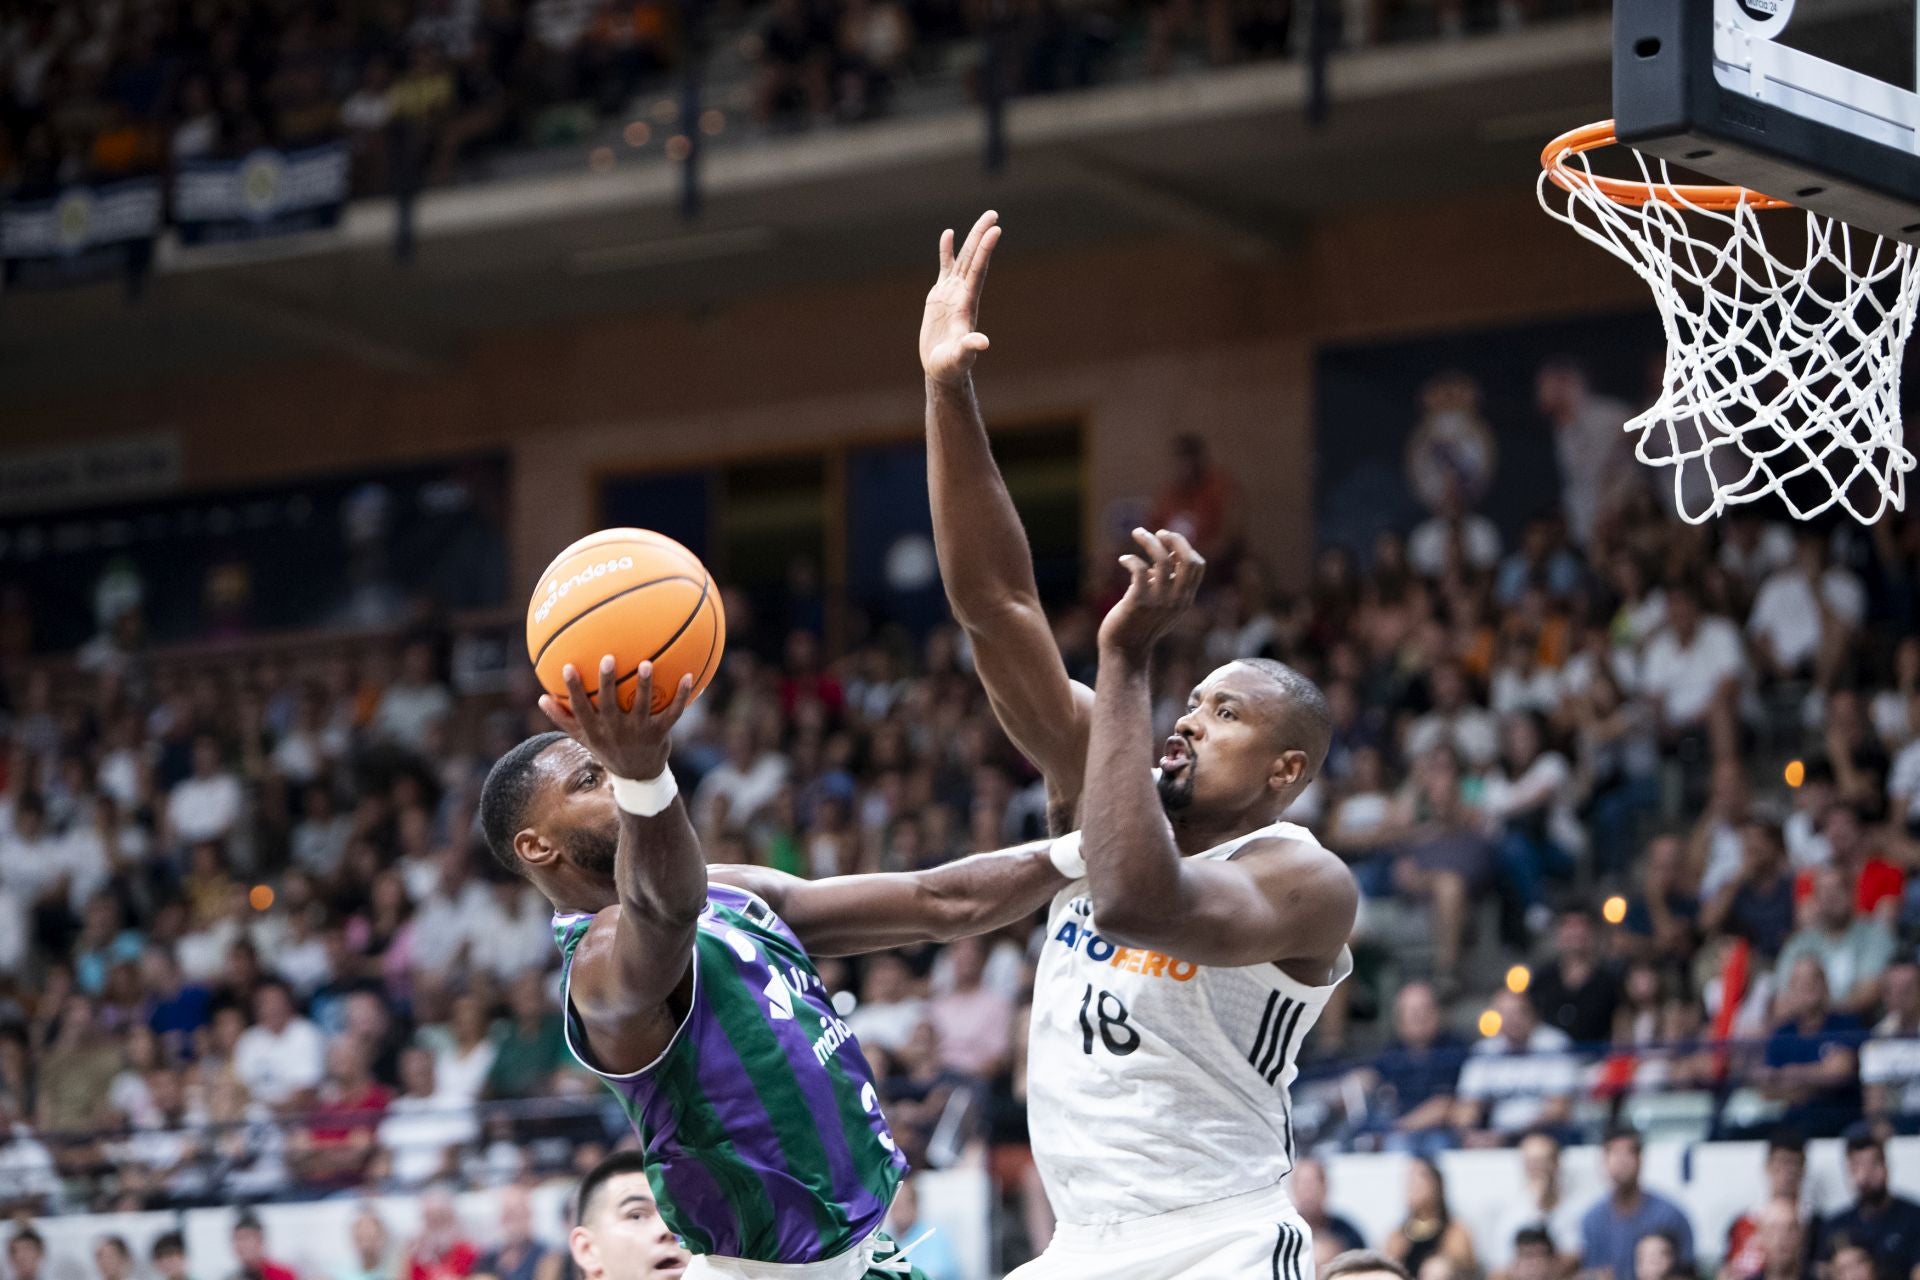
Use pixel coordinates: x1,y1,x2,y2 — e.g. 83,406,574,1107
710,841,1062,957
565,904,695,1075
1097,837,1357,975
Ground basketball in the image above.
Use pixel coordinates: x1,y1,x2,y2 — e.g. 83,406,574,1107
525,528,726,714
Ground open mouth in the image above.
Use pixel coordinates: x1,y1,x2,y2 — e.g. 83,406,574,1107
655,1262,688,1277
1159,735,1193,775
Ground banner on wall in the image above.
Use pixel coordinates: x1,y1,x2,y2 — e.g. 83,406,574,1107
0,434,181,516
172,143,350,245
0,177,161,289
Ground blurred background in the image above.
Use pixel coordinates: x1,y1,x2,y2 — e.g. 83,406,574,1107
7,0,1920,1277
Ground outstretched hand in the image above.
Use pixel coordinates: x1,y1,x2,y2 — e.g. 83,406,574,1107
920,210,1001,387
1098,528,1207,659
540,657,695,782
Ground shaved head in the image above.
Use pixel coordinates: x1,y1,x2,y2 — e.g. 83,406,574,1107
1231,658,1333,780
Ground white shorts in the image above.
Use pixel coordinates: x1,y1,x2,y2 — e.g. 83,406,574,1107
686,1229,908,1279
1006,1183,1314,1280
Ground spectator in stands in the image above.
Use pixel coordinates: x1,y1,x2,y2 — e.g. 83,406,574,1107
425,993,500,1107
1749,528,1865,685
1815,805,1904,925
402,1186,479,1280
1489,1131,1585,1274
1503,1227,1560,1280
1325,1252,1413,1280
475,1186,550,1280
1455,988,1579,1146
1406,664,1499,771
1346,980,1465,1151
1632,1231,1688,1280
336,1208,393,1280
1385,1156,1477,1277
1580,1128,1693,1280
484,972,571,1100
1727,1198,1807,1280
95,1238,134,1280
1701,821,1798,962
880,1022,973,1168
1531,907,1623,1046
165,736,244,850
1485,714,1579,939
152,1233,191,1280
37,993,124,1140
845,952,926,1055
1536,359,1641,546
1816,1129,1920,1280
1409,488,1502,579
230,1214,297,1280
692,721,789,833
883,1174,959,1280
1292,1156,1366,1268
288,1036,392,1189
375,1047,476,1189
927,935,1012,1078
5,1231,46,1280
1639,580,1747,765
1618,836,1699,965
1864,961,1920,1121
1390,746,1496,996
1148,433,1244,568
1778,865,1897,1016
233,979,326,1113
1725,1133,1809,1279
1759,956,1866,1138
373,642,454,755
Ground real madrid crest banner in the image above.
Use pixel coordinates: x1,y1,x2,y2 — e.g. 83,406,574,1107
173,143,351,246
0,178,163,289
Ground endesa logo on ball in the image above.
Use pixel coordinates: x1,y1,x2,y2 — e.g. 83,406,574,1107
533,555,636,625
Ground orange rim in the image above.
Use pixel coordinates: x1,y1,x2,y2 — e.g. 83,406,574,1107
1542,120,1793,211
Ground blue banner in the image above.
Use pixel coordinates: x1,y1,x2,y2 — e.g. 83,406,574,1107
172,143,350,245
0,177,161,289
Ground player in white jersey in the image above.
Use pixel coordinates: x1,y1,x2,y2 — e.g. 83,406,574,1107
919,211,1359,1279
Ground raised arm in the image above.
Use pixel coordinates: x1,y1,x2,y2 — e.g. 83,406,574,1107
1080,530,1356,973
710,838,1065,957
920,211,1093,828
542,660,706,1073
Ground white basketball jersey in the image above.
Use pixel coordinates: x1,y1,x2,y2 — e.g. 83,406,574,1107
1026,821,1353,1228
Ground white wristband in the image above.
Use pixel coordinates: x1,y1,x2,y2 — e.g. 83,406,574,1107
1048,831,1087,880
611,769,679,818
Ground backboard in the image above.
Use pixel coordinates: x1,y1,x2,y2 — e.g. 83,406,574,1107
1615,0,1920,242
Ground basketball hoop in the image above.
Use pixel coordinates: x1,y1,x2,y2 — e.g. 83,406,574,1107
1539,120,1919,524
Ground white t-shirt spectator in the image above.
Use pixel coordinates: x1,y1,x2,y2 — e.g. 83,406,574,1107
693,753,790,830
96,746,144,809
0,1127,61,1209
271,731,327,787
1863,1025,1920,1115
1459,1026,1581,1133
378,1095,478,1188
1888,739,1920,826
1873,690,1918,750
1748,567,1867,671
847,996,928,1055
1405,708,1501,770
1483,751,1584,855
431,1040,498,1108
373,682,453,753
468,887,555,982
1641,617,1747,727
1720,524,1797,587
0,826,67,901
409,881,493,976
168,772,243,844
232,1017,327,1105
1487,1190,1588,1270
290,813,354,879
1409,514,1502,578
0,886,26,974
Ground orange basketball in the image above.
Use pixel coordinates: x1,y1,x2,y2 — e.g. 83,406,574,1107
526,528,726,714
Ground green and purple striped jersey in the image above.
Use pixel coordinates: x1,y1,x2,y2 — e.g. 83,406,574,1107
553,883,908,1264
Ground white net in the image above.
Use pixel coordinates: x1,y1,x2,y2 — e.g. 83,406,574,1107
1538,142,1920,524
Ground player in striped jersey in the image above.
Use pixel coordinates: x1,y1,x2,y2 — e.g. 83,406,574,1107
921,212,1359,1277
480,657,1068,1279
